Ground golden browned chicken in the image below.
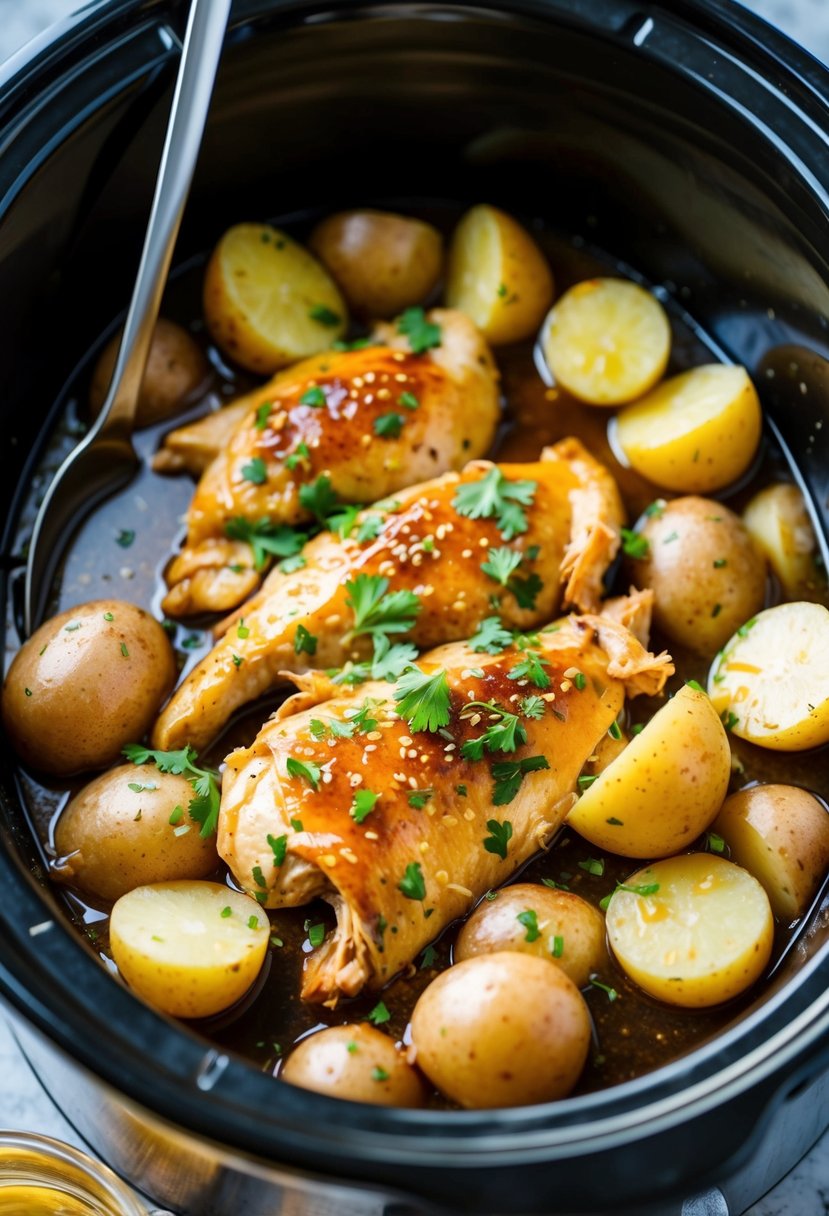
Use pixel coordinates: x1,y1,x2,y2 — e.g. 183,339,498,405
158,309,500,616
218,606,673,1006
151,439,624,751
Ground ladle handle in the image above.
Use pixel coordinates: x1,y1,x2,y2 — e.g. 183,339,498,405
100,0,233,436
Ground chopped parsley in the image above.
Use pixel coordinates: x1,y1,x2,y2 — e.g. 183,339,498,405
371,1067,390,1082
116,529,135,548
481,547,523,586
461,703,527,759
453,468,537,540
298,475,339,523
621,527,650,559
398,861,427,901
517,909,540,942
421,944,438,969
254,402,271,430
310,716,355,741
374,412,405,439
599,880,660,911
267,833,288,866
285,441,311,471
397,306,441,354
309,304,341,327
285,757,322,791
399,391,419,410
351,789,379,823
706,831,726,854
520,695,546,719
578,857,605,877
408,789,434,809
369,1000,390,1025
122,744,220,837
225,517,306,571
356,513,384,543
294,624,317,655
491,755,550,805
241,456,267,485
299,386,326,407
306,921,326,948
345,573,420,640
551,934,564,958
508,650,551,689
394,666,451,733
469,615,513,654
236,618,250,639
483,818,514,859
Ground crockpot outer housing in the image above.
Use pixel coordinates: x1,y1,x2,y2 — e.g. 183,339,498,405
1,2,829,1214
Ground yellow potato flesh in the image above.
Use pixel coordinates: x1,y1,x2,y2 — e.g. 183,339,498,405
707,602,829,750
606,855,773,1007
541,277,670,405
743,483,827,602
110,881,269,1018
203,223,346,374
567,684,730,858
615,363,761,492
446,204,554,345
713,785,829,921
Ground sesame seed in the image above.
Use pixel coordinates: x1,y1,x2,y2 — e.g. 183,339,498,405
478,537,489,548
444,743,456,752
324,614,342,627
461,548,473,558
322,772,333,784
394,771,407,783
564,667,580,679
392,351,406,362
361,434,372,447
412,554,423,567
394,372,408,382
408,776,419,788
365,744,377,753
400,736,413,746
364,393,374,405
419,841,429,854
436,870,449,884
366,731,382,741
353,376,364,388
341,848,359,864
364,372,376,384
349,773,363,787
376,388,391,400
443,815,458,826
420,755,430,765
463,809,475,822
365,830,379,840
322,854,337,867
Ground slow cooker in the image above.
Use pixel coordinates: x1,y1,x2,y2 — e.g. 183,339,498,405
1,2,828,1213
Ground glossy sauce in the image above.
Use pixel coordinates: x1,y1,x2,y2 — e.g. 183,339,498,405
6,211,829,1104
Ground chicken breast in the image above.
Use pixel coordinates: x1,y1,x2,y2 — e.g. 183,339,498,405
159,309,500,616
218,607,673,1006
151,439,624,751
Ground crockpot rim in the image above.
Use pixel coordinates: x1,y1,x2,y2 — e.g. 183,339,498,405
1,0,829,1186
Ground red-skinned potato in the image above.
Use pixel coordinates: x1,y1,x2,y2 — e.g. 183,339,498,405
282,1024,426,1106
2,600,175,775
54,764,217,902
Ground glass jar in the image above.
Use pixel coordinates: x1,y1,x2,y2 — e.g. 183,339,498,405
0,1131,159,1215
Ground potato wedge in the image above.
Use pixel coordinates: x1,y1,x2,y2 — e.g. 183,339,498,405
282,1024,426,1106
615,364,761,492
743,483,827,602
605,854,773,1007
203,223,346,374
567,684,730,858
455,883,607,988
90,318,209,428
110,881,269,1018
446,204,554,345
707,602,829,750
309,210,443,319
541,277,669,405
713,784,829,921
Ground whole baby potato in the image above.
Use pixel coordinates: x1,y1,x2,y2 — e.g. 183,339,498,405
455,884,607,989
410,952,591,1108
89,318,209,427
309,209,443,318
626,496,766,653
54,764,217,902
1,600,175,775
282,1024,426,1107
712,784,829,921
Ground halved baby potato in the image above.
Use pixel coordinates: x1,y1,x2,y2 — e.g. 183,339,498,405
567,684,731,858
282,1023,426,1107
203,223,347,374
541,277,670,405
712,784,829,921
614,364,761,493
707,602,829,751
455,883,607,989
605,854,773,1007
309,209,443,319
743,483,827,602
110,881,269,1018
446,204,554,345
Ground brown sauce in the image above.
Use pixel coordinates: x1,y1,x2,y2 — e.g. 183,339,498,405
5,209,829,1105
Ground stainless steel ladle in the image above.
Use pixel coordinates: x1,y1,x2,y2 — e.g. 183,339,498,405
23,0,232,636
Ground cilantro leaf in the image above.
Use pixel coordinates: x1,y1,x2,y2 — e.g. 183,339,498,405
520,695,546,719
469,615,513,654
285,756,322,791
122,744,220,837
225,517,306,571
398,861,427,901
453,468,537,540
460,702,527,759
509,571,543,610
483,818,513,859
369,1000,390,1025
481,547,523,586
254,402,271,430
294,624,317,655
397,307,441,355
327,503,363,538
394,666,451,733
346,573,420,638
491,755,550,805
356,513,384,543
374,412,405,439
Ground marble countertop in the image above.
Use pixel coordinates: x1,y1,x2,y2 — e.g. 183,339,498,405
1,2,828,1214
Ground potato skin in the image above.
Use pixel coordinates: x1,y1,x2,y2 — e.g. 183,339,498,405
89,318,209,428
282,1024,426,1107
54,764,217,902
627,496,766,654
713,784,829,921
455,884,606,988
2,600,175,775
309,210,443,319
410,952,590,1108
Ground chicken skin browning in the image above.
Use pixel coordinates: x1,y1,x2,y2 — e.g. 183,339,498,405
218,607,673,1006
160,309,500,616
151,439,624,751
